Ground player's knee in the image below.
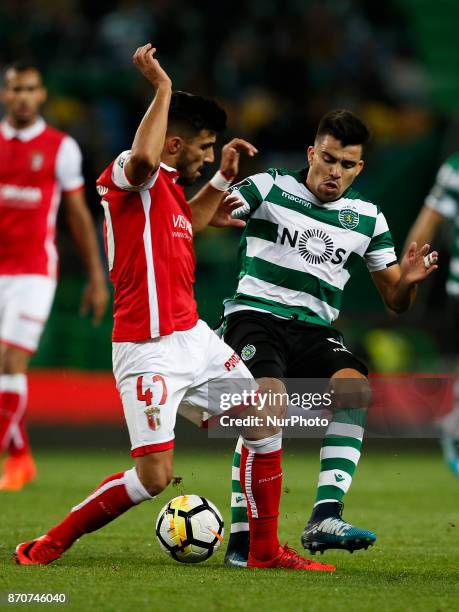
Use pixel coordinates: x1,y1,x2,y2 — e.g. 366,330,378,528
330,376,372,409
257,376,288,419
139,469,173,497
2,347,30,374
135,451,174,496
241,376,287,438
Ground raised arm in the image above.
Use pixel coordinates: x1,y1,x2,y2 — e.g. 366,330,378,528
123,44,172,187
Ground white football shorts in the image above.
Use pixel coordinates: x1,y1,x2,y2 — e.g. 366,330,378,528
0,275,56,353
112,319,259,456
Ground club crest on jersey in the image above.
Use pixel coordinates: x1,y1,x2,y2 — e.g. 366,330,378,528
144,407,161,431
298,228,334,264
30,151,44,171
241,344,256,361
338,207,359,230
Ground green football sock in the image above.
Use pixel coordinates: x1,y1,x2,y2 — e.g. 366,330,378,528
314,407,366,506
229,436,249,534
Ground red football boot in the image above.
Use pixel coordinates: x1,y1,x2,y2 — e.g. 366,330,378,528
0,454,37,491
14,535,65,566
248,543,336,571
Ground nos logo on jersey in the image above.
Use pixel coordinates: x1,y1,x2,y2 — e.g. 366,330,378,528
298,228,334,264
338,207,359,230
280,227,347,265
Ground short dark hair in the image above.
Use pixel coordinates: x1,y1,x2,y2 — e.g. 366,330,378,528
4,60,42,77
3,61,43,88
168,91,227,137
315,110,370,148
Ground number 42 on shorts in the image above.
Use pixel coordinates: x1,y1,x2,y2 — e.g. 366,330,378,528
136,375,168,431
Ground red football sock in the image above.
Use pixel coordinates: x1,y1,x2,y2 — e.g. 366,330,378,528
240,446,282,561
8,415,31,457
47,471,136,549
0,385,27,453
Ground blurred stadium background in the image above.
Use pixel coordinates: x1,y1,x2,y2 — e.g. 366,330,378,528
2,0,459,441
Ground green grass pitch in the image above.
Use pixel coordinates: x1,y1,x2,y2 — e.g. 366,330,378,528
1,446,458,611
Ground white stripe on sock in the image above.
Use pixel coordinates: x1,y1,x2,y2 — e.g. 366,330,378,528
326,422,363,440
0,376,27,450
313,498,340,508
244,450,258,518
124,467,152,503
320,445,361,464
317,469,352,493
0,374,27,394
71,476,126,512
9,421,25,451
231,466,240,480
230,522,250,533
242,432,282,454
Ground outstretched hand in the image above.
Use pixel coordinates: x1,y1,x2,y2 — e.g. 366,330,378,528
132,43,171,89
219,138,258,180
400,242,438,285
209,194,247,229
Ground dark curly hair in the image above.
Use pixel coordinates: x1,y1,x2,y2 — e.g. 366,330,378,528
168,91,227,137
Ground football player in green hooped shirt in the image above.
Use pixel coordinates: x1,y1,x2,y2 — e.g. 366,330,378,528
221,109,439,567
405,151,459,477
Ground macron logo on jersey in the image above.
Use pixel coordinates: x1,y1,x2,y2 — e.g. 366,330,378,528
281,191,311,208
172,214,193,240
0,184,42,208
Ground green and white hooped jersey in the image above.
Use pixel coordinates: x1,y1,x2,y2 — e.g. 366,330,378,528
224,167,397,328
425,152,459,297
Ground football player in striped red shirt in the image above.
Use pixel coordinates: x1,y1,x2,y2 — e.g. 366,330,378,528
14,45,335,572
0,62,109,490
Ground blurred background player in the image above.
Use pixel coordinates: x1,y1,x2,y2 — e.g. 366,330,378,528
222,110,439,566
0,62,109,491
14,44,335,572
405,151,459,476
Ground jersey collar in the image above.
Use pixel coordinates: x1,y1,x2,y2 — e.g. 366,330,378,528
160,161,180,182
1,117,46,142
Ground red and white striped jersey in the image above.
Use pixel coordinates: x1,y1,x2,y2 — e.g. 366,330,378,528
96,151,199,341
0,117,84,278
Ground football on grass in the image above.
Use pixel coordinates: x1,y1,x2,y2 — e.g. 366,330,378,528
155,494,224,563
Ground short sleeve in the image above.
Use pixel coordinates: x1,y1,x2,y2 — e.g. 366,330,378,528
111,150,159,192
230,169,276,219
364,210,397,272
425,159,459,219
56,136,85,192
